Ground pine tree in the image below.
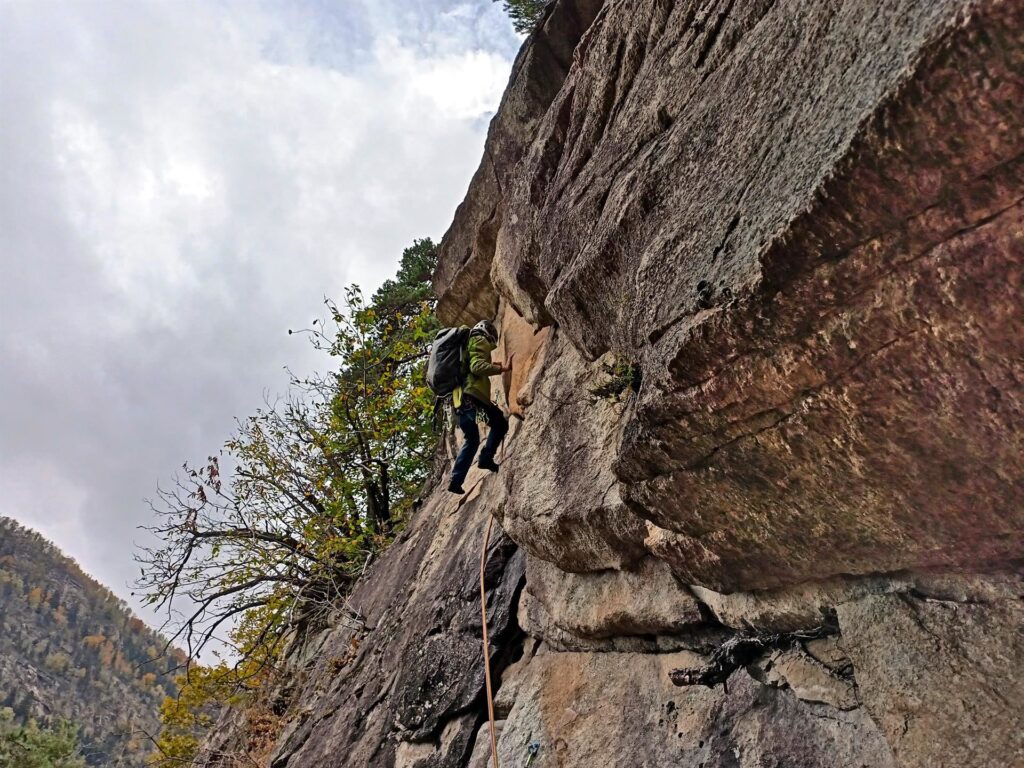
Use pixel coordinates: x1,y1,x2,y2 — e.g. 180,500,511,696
0,712,87,768
495,0,547,34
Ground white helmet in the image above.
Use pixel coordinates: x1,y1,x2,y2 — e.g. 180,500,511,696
472,319,498,345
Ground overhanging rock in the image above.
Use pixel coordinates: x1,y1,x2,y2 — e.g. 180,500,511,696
439,0,1024,592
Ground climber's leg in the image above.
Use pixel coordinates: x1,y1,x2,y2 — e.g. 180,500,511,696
449,405,480,493
478,401,508,472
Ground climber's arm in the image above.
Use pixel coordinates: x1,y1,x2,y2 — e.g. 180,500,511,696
468,337,504,376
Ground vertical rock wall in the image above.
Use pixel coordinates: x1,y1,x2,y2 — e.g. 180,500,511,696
194,1,1023,766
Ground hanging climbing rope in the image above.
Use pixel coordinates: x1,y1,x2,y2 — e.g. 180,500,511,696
475,398,511,767
479,514,500,768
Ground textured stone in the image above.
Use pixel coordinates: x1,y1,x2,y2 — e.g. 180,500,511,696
194,482,525,768
688,575,899,633
751,649,859,711
610,0,1024,590
495,648,896,768
494,300,550,417
464,720,504,768
525,554,702,638
837,593,1024,768
688,572,1024,633
433,0,605,327
492,638,539,719
803,635,853,674
518,581,725,654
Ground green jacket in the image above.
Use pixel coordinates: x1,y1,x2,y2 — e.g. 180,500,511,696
454,333,502,408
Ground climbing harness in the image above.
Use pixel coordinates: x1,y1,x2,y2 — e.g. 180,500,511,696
479,514,500,768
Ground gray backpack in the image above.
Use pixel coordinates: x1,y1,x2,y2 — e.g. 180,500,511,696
425,327,470,397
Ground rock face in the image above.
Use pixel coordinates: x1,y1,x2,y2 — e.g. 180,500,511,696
487,0,1024,591
194,2,1023,767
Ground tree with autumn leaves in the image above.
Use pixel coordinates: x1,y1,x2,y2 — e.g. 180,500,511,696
138,240,440,765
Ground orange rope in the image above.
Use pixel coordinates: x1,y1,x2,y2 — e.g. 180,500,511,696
479,514,500,768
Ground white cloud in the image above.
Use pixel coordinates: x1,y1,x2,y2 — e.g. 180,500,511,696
0,0,519,628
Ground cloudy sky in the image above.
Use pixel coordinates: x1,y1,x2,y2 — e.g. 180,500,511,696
0,0,519,626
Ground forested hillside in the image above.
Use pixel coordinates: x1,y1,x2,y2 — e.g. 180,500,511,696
0,517,179,766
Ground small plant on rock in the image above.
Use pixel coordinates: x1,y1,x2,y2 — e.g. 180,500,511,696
590,357,641,402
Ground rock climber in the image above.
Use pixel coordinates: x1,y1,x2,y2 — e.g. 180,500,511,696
448,320,513,494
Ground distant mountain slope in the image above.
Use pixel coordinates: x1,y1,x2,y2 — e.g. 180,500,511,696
0,516,179,766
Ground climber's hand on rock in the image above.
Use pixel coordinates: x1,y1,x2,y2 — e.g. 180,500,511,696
502,353,515,373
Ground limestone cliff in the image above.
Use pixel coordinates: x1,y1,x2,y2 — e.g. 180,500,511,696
194,1,1023,766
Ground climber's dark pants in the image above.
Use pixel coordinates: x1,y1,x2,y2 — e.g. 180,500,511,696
451,396,508,487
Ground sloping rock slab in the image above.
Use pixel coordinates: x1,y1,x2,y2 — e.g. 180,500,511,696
433,0,605,327
193,478,524,768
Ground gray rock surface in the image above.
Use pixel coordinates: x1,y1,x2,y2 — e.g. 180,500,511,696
496,648,896,768
498,329,649,571
750,649,859,710
192,483,525,768
837,593,1024,768
525,554,702,639
433,0,605,327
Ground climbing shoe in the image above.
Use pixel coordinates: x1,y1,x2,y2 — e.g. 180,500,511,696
478,458,500,473
447,481,466,495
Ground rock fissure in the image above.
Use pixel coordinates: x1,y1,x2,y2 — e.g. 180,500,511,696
693,0,738,71
669,626,830,688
